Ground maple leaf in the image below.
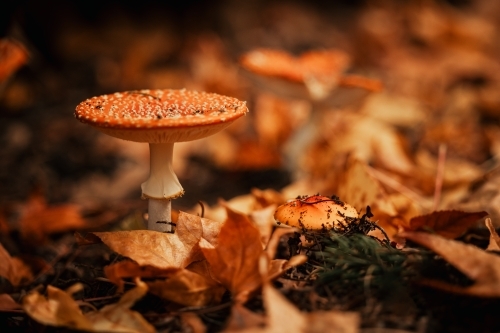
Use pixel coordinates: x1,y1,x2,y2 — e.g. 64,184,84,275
401,231,500,297
22,280,155,332
92,211,204,269
18,190,87,241
406,210,488,239
0,242,33,287
200,206,263,303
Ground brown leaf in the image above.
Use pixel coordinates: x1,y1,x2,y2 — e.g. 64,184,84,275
0,242,33,286
249,205,277,248
251,188,286,210
485,218,500,251
23,281,155,332
400,231,500,297
336,159,404,239
0,39,28,83
93,211,203,269
0,294,21,311
19,191,87,241
86,280,155,332
267,255,307,281
407,210,488,239
147,268,225,306
224,303,266,331
180,312,207,333
224,283,359,333
23,284,92,330
200,206,263,303
104,260,179,292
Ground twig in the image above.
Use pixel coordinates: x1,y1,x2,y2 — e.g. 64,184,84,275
197,201,205,218
432,144,447,211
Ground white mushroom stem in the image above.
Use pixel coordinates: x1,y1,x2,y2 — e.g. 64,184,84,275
141,142,184,232
148,198,173,232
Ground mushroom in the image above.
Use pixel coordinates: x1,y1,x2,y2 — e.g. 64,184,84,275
239,48,382,101
75,89,248,232
274,195,359,232
239,48,383,178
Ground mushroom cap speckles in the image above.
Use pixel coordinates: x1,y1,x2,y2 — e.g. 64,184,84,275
274,195,359,231
74,89,248,143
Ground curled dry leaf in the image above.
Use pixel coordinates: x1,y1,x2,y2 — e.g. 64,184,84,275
400,231,500,297
336,159,403,239
0,294,21,311
485,218,500,251
224,303,266,332
105,259,225,307
93,211,203,269
200,205,263,303
23,280,154,332
267,255,308,281
104,260,180,292
250,205,278,247
0,242,34,287
147,268,226,307
19,191,87,241
180,312,207,333
0,39,28,83
406,210,488,239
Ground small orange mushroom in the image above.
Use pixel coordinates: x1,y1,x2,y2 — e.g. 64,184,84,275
274,195,359,232
240,48,382,100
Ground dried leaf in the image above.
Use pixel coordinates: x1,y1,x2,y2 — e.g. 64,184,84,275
0,294,21,311
251,188,285,209
104,260,179,292
86,280,155,333
225,283,359,333
200,206,263,302
407,210,488,239
23,281,154,332
261,283,307,333
93,211,203,269
0,39,28,82
485,218,500,251
180,312,207,333
23,284,91,330
337,159,402,239
400,231,500,297
147,268,225,306
19,191,87,241
224,303,266,331
0,242,33,286
267,255,307,281
249,205,278,247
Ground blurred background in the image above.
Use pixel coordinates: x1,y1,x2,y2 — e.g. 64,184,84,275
2,0,500,227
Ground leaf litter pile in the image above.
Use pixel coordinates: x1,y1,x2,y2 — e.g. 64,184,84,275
3,1,500,332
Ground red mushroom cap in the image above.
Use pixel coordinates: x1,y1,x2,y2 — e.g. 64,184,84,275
274,195,359,231
74,89,248,143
